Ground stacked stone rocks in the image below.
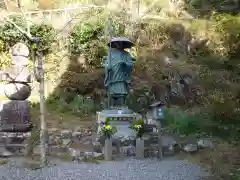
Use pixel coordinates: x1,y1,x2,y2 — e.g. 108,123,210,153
0,43,33,156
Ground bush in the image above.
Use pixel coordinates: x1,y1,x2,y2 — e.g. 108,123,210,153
81,39,107,68
59,69,104,94
164,107,204,135
69,22,104,54
127,85,155,114
68,13,137,69
0,16,27,50
184,0,240,16
29,23,56,55
0,16,56,55
46,93,96,116
0,52,11,69
69,21,107,68
213,14,240,58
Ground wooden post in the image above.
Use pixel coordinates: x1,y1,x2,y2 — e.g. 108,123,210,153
157,122,163,160
106,16,113,108
38,54,48,166
17,0,31,35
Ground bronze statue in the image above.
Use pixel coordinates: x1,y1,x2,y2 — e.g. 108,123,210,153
104,37,134,108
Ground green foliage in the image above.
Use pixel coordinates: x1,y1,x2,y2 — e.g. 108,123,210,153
109,13,128,37
0,39,5,52
213,13,240,58
68,13,135,69
70,95,95,116
0,16,55,55
69,21,107,68
230,170,240,180
29,24,56,55
105,117,111,125
0,52,11,69
164,108,204,135
0,16,28,49
184,0,240,16
189,14,240,139
127,86,155,114
46,93,96,116
0,159,8,165
81,39,107,68
164,107,240,140
69,22,104,54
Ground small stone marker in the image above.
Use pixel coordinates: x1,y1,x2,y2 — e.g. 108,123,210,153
183,144,198,153
104,138,112,161
149,101,165,160
197,139,213,149
136,138,144,158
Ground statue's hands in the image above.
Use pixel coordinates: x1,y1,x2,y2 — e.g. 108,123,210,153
120,62,127,66
120,62,127,70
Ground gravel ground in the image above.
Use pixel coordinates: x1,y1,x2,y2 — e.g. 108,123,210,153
0,158,209,180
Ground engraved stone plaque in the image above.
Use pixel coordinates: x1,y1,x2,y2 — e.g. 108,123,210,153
0,100,33,132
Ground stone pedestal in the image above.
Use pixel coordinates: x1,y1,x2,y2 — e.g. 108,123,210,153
96,108,141,140
136,138,144,158
96,108,142,156
104,138,112,161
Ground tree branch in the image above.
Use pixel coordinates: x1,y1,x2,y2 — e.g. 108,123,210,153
17,0,30,35
4,16,32,39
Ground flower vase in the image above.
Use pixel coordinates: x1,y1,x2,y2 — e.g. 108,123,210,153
104,137,112,161
136,138,144,158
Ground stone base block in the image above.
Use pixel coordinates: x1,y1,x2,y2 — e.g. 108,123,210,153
104,139,112,161
0,100,32,132
136,139,144,158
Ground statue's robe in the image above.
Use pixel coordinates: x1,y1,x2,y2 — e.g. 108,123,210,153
104,48,133,97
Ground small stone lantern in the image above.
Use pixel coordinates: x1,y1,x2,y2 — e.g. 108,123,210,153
150,101,165,122
150,101,165,160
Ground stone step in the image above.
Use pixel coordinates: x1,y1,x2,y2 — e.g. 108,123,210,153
0,132,31,138
6,144,27,148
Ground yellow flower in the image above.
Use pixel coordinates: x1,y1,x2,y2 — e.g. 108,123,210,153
134,124,142,130
104,125,112,130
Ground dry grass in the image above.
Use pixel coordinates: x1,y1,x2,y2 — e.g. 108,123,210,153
22,160,42,170
176,141,240,180
0,159,8,165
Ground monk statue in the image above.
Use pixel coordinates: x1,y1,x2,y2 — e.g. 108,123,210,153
104,37,134,108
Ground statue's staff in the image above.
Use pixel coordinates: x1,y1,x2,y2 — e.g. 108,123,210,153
106,16,114,108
